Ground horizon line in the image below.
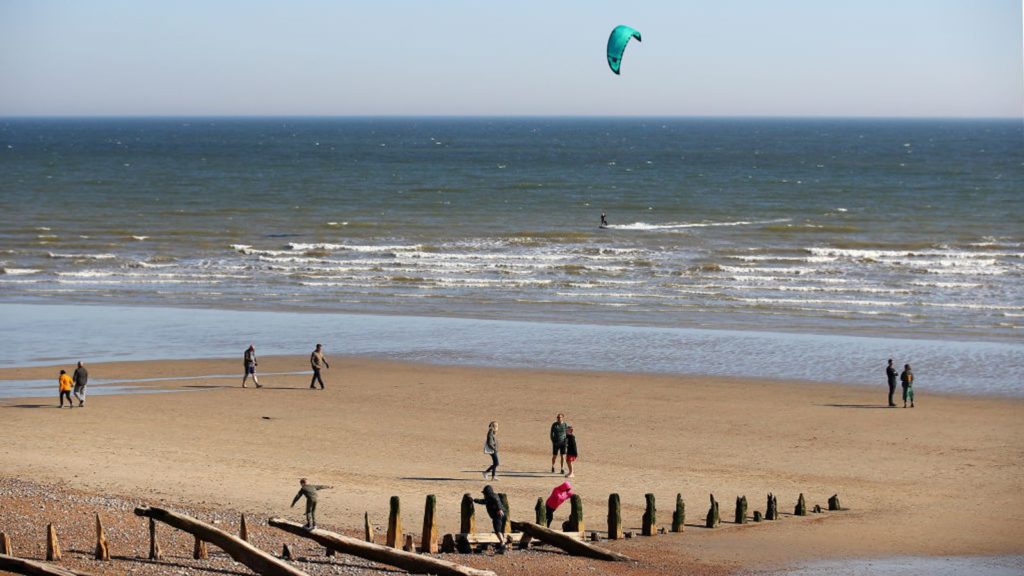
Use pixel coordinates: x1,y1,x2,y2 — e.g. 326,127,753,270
1,113,1021,121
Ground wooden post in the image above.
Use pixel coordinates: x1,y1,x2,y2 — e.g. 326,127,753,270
460,494,475,534
734,495,747,524
148,518,161,561
671,493,685,533
562,494,583,532
535,497,546,525
45,524,61,562
641,493,656,536
136,506,310,576
607,494,623,540
403,534,416,553
1,532,12,556
193,535,208,560
497,493,511,534
753,510,763,522
795,493,807,516
828,494,841,511
269,517,496,576
240,513,250,542
813,504,822,513
387,496,402,548
94,514,110,561
364,512,375,543
705,494,720,528
281,543,294,560
421,494,438,553
510,522,631,562
766,493,778,521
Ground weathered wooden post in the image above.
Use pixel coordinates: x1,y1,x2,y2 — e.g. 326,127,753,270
95,513,110,561
602,494,621,540
795,493,807,516
281,543,294,560
364,512,375,543
45,524,62,561
240,513,250,542
734,495,748,524
535,497,547,525
403,534,416,553
765,493,778,521
498,493,512,534
421,494,439,553
641,493,656,536
460,494,475,534
705,494,720,528
189,535,207,560
148,517,161,560
0,532,11,556
828,494,841,511
671,494,685,533
753,510,763,522
562,494,583,532
387,496,402,548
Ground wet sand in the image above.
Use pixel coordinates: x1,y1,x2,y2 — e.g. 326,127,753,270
1,356,1022,574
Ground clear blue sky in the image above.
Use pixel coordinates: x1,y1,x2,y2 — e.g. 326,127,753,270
1,0,1021,117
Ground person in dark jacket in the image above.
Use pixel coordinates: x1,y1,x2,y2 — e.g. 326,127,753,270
309,343,330,389
242,345,261,388
72,361,89,407
886,358,898,407
473,485,508,552
565,426,578,478
483,421,499,480
550,413,569,474
290,478,333,529
900,364,915,408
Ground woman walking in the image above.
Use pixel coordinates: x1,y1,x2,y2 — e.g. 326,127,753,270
483,421,499,480
565,426,578,478
58,369,74,408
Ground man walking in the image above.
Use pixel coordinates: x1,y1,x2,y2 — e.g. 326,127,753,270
885,358,897,407
291,478,332,530
309,344,330,389
242,345,261,388
550,413,569,474
72,361,89,407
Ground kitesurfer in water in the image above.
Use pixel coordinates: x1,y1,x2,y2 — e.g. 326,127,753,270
600,212,608,227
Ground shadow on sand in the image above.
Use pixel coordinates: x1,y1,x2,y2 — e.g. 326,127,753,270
820,403,894,409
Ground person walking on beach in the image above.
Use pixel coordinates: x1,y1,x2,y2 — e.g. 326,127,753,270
886,358,898,407
72,361,89,407
565,426,578,478
58,369,73,408
473,485,508,552
544,481,574,527
290,478,332,530
242,345,261,388
309,344,330,389
483,421,499,480
550,413,569,474
900,363,915,408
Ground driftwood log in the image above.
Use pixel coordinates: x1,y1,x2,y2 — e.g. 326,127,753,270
641,493,656,536
671,493,685,533
135,506,309,576
387,496,402,548
0,554,94,576
510,522,630,562
607,493,623,540
269,517,495,576
94,514,109,561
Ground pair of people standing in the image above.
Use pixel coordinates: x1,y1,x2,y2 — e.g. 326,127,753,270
550,413,578,478
885,359,915,408
57,361,89,408
240,344,332,389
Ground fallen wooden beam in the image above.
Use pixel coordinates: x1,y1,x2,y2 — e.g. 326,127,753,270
0,554,93,576
134,506,309,576
268,517,495,576
510,522,631,562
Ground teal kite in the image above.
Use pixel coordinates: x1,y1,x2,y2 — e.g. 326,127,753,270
607,25,641,75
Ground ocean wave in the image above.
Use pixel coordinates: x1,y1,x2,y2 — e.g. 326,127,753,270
47,252,117,260
0,268,42,275
57,271,116,278
607,218,791,231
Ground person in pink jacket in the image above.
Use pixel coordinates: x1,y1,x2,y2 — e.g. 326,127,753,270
544,481,574,527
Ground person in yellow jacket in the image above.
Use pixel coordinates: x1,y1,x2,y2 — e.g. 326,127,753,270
58,369,74,408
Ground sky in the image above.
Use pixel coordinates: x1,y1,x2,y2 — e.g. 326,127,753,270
1,0,1021,117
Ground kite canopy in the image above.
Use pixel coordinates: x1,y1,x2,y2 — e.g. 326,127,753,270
607,25,641,75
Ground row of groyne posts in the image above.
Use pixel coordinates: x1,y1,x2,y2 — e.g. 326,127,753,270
0,491,844,576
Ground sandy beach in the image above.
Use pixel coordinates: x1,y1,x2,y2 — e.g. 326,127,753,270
1,356,1022,575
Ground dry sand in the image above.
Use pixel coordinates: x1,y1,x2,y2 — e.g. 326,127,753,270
1,355,1022,575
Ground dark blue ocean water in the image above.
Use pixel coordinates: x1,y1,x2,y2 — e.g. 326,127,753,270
1,118,1021,392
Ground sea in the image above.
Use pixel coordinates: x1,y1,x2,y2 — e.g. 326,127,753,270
1,118,1022,395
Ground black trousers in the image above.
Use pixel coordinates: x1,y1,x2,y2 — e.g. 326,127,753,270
310,368,325,389
888,383,896,405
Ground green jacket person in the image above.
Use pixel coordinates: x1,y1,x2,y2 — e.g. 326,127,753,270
291,478,332,529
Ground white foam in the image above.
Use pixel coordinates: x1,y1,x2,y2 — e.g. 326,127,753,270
609,218,791,231
47,252,116,260
131,235,149,241
0,268,41,275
